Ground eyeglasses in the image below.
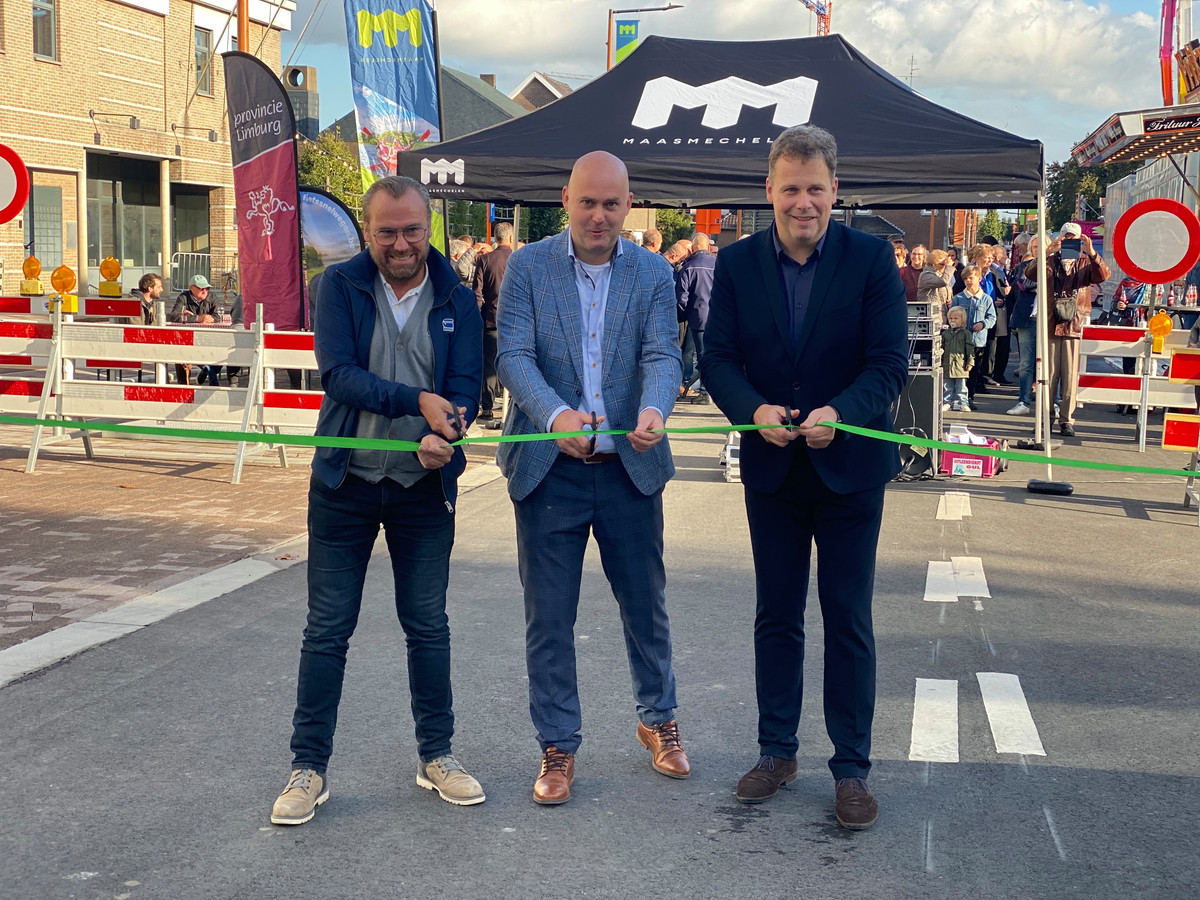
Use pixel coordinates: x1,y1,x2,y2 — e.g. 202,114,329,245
372,225,428,245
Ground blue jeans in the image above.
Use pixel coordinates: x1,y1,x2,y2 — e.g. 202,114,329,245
513,456,678,754
1015,325,1035,406
943,377,967,407
290,473,455,772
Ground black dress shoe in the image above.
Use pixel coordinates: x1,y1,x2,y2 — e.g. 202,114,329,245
1060,423,1075,437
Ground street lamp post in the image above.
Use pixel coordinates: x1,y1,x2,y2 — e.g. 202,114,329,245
607,4,684,70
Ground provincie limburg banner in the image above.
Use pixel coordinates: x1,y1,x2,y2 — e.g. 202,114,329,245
222,51,306,331
343,0,441,192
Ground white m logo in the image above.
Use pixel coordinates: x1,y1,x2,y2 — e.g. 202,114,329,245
420,158,465,185
631,75,818,130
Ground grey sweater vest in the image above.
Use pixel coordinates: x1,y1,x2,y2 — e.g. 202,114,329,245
347,274,437,487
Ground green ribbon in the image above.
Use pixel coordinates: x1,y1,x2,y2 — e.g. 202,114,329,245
0,414,1195,479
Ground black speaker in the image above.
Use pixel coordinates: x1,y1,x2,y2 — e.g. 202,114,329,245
893,371,941,479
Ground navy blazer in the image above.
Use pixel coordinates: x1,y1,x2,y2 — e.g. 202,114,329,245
310,245,484,505
700,221,909,495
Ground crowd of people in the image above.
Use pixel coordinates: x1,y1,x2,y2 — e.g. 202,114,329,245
896,226,1111,437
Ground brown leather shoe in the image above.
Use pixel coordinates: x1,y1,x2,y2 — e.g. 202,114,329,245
736,755,798,804
834,776,879,830
533,746,575,805
636,720,691,779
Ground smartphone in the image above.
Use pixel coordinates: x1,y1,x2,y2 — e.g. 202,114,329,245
1060,238,1082,260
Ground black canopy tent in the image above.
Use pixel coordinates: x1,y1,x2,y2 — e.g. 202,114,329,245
398,34,1043,209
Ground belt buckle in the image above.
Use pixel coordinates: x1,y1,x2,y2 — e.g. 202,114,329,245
582,454,603,464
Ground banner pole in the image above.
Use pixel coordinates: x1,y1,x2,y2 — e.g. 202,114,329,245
431,5,451,252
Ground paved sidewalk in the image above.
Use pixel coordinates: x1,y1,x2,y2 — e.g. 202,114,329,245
0,424,499,650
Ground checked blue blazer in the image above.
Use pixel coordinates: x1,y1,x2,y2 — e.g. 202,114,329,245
495,230,682,501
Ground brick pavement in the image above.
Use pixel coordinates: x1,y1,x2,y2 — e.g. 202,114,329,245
0,425,498,650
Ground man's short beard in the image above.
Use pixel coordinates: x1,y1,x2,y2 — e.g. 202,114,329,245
371,242,428,284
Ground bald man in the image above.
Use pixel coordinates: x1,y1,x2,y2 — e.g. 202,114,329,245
496,151,688,806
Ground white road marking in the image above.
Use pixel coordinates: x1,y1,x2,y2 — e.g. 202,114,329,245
935,491,973,520
952,556,990,597
909,678,960,762
977,672,1046,756
923,561,958,602
1043,805,1067,859
924,819,935,872
973,599,984,612
923,556,990,602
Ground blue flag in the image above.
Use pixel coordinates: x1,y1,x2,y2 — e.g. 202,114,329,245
343,0,440,191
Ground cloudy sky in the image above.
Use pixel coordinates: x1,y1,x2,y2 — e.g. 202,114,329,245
281,0,1165,166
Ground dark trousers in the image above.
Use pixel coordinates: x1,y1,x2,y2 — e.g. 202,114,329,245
992,334,1011,382
513,456,678,754
481,328,502,412
966,347,987,399
290,473,456,772
680,325,696,387
743,450,885,779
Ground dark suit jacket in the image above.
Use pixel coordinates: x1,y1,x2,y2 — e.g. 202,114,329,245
700,221,909,495
473,244,512,329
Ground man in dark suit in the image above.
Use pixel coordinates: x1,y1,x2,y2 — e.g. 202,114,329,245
700,125,908,830
496,151,688,806
473,221,513,419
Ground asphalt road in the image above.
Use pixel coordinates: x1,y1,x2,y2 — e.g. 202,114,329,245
2,401,1199,899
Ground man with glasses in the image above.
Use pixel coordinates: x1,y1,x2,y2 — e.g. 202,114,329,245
496,151,688,806
271,175,484,826
169,275,218,384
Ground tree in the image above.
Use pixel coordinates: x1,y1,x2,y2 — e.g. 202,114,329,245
526,207,568,243
655,208,694,244
297,131,362,214
976,209,1007,243
1045,156,1142,231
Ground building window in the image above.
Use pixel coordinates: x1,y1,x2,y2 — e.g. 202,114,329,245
195,27,212,95
33,0,57,60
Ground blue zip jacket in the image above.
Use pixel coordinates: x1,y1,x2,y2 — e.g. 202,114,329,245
311,245,484,506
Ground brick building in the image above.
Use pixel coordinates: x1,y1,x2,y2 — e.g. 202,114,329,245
0,0,293,295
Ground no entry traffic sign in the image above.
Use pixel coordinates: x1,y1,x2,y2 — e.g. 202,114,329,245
0,144,30,226
1111,197,1200,285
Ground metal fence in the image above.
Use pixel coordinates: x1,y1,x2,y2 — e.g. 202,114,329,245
169,252,239,295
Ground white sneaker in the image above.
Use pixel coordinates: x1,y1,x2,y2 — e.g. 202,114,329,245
941,402,951,411
1006,402,1031,415
417,754,486,806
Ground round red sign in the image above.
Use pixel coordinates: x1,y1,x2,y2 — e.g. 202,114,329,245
0,143,31,226
1111,197,1200,285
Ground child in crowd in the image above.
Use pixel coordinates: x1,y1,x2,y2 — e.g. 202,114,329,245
941,305,973,412
951,264,996,408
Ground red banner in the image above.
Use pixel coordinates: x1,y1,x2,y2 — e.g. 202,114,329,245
222,52,306,331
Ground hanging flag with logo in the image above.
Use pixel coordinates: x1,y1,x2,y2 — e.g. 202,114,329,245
614,19,639,66
344,0,440,191
222,51,306,331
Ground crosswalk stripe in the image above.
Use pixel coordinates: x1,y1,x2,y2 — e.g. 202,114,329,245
909,678,959,762
922,557,990,602
935,491,973,520
951,556,990,598
923,561,958,602
977,672,1046,756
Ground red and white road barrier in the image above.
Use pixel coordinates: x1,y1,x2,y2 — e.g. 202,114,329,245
0,321,54,414
1076,325,1193,409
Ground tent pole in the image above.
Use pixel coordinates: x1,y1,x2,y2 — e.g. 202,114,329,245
1027,190,1072,494
513,203,522,244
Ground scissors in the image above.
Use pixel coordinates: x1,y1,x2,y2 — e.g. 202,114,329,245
446,407,467,442
586,411,598,456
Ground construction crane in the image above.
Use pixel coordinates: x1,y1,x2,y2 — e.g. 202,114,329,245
798,0,831,36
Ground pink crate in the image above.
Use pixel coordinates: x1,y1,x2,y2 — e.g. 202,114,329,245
939,438,1005,477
